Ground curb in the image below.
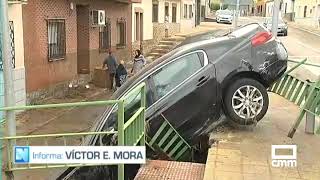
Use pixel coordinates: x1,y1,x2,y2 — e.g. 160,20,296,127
289,24,320,37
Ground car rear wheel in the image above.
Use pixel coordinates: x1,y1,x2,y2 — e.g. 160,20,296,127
224,78,269,125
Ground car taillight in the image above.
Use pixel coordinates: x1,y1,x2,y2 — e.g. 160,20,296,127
251,31,272,47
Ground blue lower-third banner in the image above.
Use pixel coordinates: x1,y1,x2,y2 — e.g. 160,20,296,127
14,146,146,164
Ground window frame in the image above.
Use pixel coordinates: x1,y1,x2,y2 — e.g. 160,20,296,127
152,1,159,22
95,50,209,140
189,5,193,19
184,4,188,18
172,3,177,23
149,50,209,104
165,2,169,18
108,50,208,115
99,18,111,52
47,18,66,61
304,6,307,18
116,18,127,48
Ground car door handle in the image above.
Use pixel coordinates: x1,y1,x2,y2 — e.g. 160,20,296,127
197,76,209,87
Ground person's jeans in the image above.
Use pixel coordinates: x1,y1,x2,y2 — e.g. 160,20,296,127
109,73,115,90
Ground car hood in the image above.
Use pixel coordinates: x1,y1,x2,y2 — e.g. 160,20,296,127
218,14,232,18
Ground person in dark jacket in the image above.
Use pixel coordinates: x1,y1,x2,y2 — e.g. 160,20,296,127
115,60,128,89
102,49,118,90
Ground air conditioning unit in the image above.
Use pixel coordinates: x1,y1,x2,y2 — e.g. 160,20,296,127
91,10,105,26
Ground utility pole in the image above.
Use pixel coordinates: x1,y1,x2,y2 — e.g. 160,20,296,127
271,0,280,36
234,0,240,28
0,0,16,179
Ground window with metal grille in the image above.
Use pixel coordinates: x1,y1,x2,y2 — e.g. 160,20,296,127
47,19,66,61
184,4,188,18
172,4,177,23
152,1,159,22
99,20,111,52
9,21,15,68
117,19,126,47
189,5,193,18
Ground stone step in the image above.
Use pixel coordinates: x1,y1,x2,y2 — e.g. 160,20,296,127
153,48,169,53
159,40,176,45
145,56,155,61
163,36,186,41
149,52,164,57
157,44,172,49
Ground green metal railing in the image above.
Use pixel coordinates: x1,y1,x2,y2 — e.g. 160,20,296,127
269,59,320,137
147,114,192,161
0,83,146,180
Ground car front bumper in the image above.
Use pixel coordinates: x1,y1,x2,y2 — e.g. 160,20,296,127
277,28,287,34
217,18,232,23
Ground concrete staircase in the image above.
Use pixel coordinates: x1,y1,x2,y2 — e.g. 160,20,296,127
125,35,187,71
145,35,187,62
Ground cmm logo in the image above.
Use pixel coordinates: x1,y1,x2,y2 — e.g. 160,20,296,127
15,146,30,163
271,145,297,167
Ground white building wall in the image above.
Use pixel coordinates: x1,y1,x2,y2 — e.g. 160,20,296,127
180,0,195,33
157,0,181,23
265,1,274,17
294,0,320,28
132,0,153,42
282,0,294,14
8,3,26,106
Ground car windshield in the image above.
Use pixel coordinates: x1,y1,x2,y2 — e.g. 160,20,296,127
220,10,232,15
265,18,284,24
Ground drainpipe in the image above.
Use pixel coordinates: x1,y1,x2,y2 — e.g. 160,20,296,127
0,0,16,179
272,0,280,37
234,0,240,28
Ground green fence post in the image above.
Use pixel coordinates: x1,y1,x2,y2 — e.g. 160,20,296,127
140,83,146,146
288,78,320,138
117,100,125,180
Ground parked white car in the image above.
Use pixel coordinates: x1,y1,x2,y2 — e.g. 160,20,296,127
216,10,233,24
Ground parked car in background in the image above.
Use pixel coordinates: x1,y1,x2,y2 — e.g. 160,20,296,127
216,10,233,24
263,17,288,36
57,23,288,179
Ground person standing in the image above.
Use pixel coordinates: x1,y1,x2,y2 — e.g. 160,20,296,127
102,50,118,90
165,15,169,38
131,49,146,74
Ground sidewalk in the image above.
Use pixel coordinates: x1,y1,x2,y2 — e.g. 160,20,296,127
203,93,320,180
288,21,320,37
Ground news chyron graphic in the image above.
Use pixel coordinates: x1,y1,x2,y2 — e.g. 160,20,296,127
271,145,297,168
14,146,146,164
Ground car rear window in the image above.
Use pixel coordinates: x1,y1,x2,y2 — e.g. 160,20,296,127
230,24,260,38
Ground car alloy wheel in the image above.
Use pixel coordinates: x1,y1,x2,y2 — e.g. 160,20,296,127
231,85,263,119
224,78,269,125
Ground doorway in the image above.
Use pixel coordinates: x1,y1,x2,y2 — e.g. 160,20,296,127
76,5,90,74
135,11,143,50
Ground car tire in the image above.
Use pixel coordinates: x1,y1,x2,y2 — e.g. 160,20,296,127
284,30,288,36
223,78,269,125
